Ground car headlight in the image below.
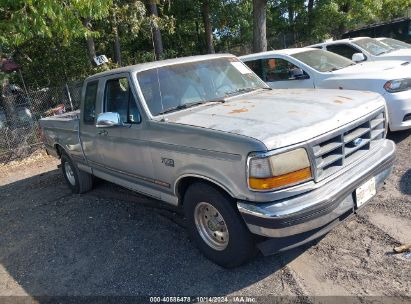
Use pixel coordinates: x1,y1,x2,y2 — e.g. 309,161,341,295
383,78,411,93
248,148,312,191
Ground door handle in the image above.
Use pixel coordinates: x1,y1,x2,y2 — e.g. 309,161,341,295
98,130,108,136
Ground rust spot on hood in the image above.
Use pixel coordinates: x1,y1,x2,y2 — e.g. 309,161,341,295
228,108,248,114
334,100,344,104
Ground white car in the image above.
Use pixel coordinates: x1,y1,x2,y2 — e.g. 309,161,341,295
309,37,411,63
376,37,411,50
240,48,411,131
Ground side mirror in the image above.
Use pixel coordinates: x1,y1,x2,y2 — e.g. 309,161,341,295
352,53,366,62
289,68,310,80
128,112,142,124
96,112,122,128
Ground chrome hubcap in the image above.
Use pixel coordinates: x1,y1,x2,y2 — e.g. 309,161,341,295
194,202,229,251
64,162,76,186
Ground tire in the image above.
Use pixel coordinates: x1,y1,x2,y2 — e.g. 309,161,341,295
61,152,93,194
183,182,256,268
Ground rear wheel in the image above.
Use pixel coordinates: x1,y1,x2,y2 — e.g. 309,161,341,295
61,152,93,194
183,182,256,268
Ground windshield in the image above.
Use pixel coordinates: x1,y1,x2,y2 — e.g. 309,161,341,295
381,38,411,50
291,49,355,72
137,58,268,116
353,38,393,56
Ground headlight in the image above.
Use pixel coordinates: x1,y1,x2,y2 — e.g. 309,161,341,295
383,78,411,93
248,148,312,191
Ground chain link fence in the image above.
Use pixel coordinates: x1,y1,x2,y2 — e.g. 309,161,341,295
0,81,83,163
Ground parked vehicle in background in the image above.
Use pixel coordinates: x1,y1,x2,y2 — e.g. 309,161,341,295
376,37,411,50
241,48,411,131
309,37,411,63
39,54,395,267
342,18,411,43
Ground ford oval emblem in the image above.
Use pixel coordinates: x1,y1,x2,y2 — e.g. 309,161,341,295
353,138,363,146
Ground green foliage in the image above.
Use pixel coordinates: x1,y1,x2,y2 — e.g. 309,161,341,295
2,0,411,90
380,0,411,20
0,0,113,47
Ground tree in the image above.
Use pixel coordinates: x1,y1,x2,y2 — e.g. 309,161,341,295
147,0,164,60
252,0,267,52
201,0,215,53
82,19,97,64
0,0,113,65
109,0,147,66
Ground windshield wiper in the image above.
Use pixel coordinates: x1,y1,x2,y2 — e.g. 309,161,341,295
376,49,393,55
158,102,204,115
329,63,356,72
328,66,344,72
158,99,225,115
224,87,257,97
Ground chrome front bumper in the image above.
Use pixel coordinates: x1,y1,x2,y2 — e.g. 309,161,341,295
237,139,396,255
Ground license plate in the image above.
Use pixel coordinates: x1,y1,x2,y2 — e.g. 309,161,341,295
355,177,376,208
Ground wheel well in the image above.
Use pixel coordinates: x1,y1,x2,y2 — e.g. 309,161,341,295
176,176,233,205
54,144,64,158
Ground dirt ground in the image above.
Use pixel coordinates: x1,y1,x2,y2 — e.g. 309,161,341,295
0,131,410,302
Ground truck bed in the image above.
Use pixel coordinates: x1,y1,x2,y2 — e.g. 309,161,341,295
39,110,80,131
39,110,82,158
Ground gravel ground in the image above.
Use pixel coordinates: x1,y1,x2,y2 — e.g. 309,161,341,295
0,132,410,302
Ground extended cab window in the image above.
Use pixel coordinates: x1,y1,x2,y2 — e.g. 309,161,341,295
262,58,306,81
104,77,141,124
326,44,359,59
83,81,98,124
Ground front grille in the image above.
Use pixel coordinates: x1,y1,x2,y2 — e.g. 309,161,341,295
312,109,385,181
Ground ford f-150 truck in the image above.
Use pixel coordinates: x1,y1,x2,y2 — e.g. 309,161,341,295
39,54,395,268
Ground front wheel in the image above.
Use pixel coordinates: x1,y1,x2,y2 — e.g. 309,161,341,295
183,183,256,268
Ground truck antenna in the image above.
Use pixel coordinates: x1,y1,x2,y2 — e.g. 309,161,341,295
156,68,166,122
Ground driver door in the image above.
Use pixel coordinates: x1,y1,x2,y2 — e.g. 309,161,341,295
93,73,158,197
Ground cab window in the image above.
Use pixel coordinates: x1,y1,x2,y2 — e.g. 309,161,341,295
244,59,263,79
326,44,360,60
104,77,141,124
83,81,98,124
261,58,307,81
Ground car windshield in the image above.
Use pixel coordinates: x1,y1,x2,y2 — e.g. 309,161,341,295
137,57,268,116
381,38,411,50
291,49,355,72
353,38,393,56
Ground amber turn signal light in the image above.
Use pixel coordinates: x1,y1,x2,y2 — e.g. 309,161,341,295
249,167,312,190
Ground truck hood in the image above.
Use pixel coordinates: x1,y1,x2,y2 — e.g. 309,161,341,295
331,60,411,80
166,89,384,150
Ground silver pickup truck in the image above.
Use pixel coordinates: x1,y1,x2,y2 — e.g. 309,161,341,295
39,54,395,268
